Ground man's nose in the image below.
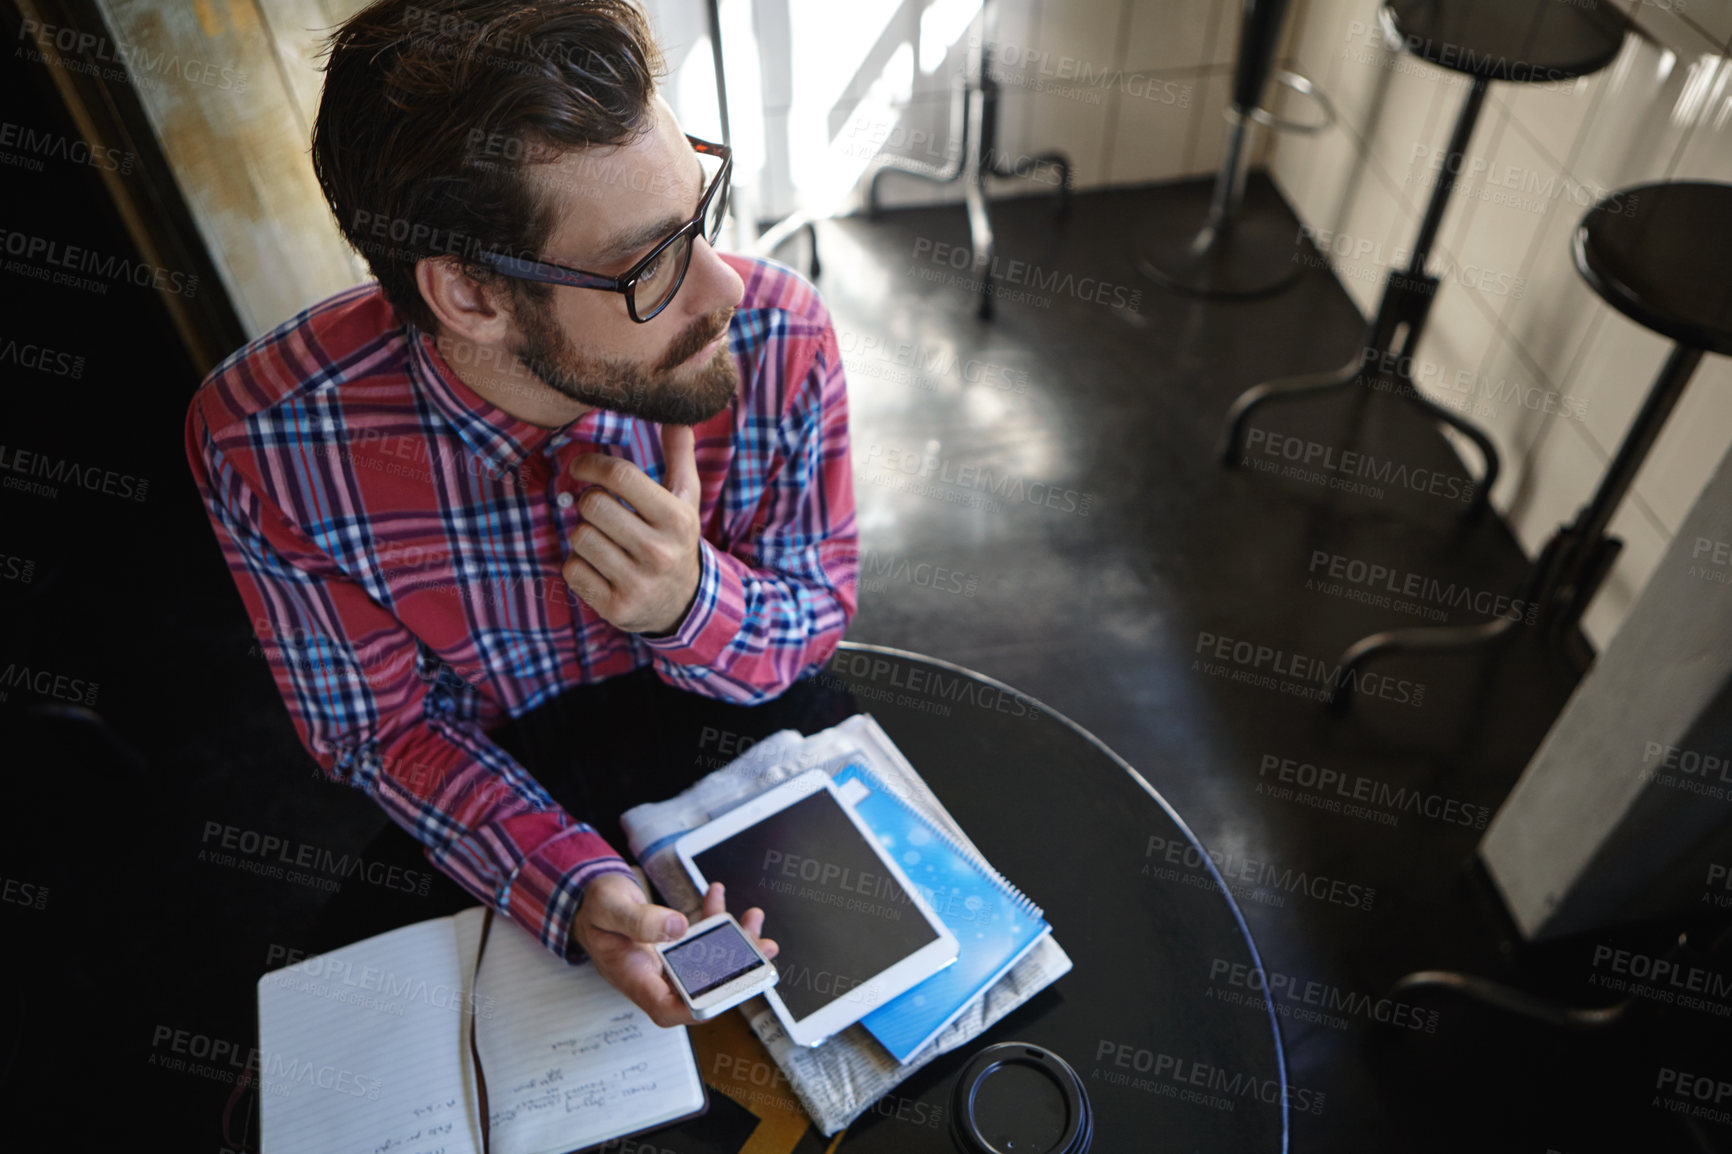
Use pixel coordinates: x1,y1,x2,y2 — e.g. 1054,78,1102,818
682,235,745,316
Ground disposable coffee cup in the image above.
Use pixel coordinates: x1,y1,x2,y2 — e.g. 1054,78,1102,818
950,1042,1092,1154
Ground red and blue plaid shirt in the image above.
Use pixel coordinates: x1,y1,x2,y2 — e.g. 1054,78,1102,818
184,253,858,962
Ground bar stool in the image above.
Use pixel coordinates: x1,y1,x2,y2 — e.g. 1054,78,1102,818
1219,0,1628,517
866,0,1071,320
1326,181,1732,708
1135,0,1335,299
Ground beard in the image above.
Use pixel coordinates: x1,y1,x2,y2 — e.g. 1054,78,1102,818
510,294,739,426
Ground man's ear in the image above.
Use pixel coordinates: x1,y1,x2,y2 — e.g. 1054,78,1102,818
415,256,516,344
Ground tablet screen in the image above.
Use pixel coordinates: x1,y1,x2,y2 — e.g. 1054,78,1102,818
692,788,941,1022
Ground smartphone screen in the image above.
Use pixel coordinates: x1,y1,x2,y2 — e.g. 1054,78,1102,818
662,921,764,998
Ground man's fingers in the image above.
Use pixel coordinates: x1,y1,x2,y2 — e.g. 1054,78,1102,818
614,946,695,1028
734,905,776,959
699,881,725,920
660,423,701,510
576,488,655,561
560,554,612,609
570,524,634,584
570,488,688,580
570,452,677,524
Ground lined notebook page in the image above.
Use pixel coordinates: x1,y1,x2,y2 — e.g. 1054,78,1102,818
258,917,483,1154
467,911,704,1154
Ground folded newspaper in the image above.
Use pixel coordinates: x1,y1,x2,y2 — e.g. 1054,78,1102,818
619,713,1072,1136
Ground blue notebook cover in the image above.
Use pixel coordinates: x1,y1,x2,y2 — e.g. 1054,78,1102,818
833,762,1049,1063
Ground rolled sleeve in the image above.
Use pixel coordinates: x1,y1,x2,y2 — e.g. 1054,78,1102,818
497,818,641,962
638,538,745,666
642,298,857,704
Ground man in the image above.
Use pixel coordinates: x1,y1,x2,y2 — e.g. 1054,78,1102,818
183,0,857,1026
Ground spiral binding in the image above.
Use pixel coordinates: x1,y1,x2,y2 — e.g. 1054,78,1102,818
834,758,1044,923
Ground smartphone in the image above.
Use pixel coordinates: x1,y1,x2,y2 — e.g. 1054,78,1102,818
655,911,779,1020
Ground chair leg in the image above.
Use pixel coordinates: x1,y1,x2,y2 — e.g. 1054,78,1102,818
1394,385,1501,519
1219,350,1366,464
1322,522,1572,713
801,221,820,279
866,79,969,219
1323,616,1519,711
987,152,1070,217
1389,970,1630,1030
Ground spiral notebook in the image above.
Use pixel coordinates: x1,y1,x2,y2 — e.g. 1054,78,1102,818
832,762,1050,1063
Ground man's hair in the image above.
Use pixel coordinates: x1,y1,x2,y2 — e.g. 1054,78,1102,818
310,0,666,332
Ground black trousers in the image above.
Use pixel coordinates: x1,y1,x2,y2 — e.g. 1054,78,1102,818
308,665,860,952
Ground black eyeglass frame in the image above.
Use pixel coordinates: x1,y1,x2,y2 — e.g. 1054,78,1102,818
474,134,731,323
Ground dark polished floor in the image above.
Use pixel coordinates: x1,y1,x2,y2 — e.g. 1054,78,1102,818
810,184,1731,1153
3,54,1731,1150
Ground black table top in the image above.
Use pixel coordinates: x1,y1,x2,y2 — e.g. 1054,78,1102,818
810,644,1289,1152
309,643,1290,1152
1574,181,1732,357
1385,0,1627,83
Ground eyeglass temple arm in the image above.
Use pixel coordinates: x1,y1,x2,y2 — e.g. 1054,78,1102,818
479,250,619,290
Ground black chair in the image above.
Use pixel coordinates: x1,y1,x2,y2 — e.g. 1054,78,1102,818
865,0,1071,320
1327,180,1732,705
1135,0,1335,299
1220,0,1628,519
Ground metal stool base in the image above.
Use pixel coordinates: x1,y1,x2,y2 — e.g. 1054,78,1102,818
1220,265,1502,517
1323,342,1703,711
865,5,1071,323
1134,199,1304,300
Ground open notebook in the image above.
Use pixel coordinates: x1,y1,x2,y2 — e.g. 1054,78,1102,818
256,907,706,1154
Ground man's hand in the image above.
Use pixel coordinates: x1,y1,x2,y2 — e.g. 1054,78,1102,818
569,871,778,1029
563,424,703,635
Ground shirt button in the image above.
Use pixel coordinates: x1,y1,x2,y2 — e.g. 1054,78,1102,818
555,491,575,509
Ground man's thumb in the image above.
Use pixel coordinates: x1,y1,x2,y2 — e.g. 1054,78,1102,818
660,423,700,509
593,880,686,942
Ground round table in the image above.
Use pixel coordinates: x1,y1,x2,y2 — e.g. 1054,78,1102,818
808,644,1290,1152
311,642,1290,1152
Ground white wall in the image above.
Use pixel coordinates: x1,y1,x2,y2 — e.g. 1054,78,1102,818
1265,0,1732,649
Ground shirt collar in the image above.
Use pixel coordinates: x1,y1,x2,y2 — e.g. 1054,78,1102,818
405,327,638,477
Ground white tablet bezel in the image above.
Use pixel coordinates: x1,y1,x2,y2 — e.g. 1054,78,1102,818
672,769,959,1047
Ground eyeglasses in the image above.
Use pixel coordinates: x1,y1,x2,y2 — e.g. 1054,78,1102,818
475,135,731,323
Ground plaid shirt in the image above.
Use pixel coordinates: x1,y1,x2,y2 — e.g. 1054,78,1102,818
184,254,858,962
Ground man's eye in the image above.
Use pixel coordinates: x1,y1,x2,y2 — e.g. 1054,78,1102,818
638,253,662,280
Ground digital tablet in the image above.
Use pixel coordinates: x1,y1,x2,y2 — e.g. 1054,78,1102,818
673,769,960,1047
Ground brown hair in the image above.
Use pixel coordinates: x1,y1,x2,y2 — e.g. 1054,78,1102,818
311,0,665,332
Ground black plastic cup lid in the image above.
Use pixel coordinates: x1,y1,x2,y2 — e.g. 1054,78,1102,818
951,1042,1093,1154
